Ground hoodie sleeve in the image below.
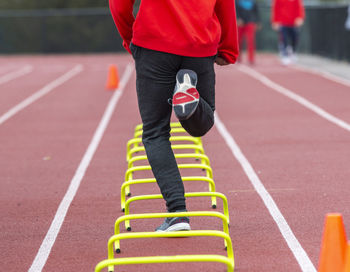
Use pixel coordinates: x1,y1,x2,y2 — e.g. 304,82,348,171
109,0,135,54
215,0,239,63
297,0,305,19
271,0,279,23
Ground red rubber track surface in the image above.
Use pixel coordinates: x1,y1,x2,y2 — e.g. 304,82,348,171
0,53,349,272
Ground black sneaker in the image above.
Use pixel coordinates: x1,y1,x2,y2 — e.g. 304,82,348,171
155,210,191,232
172,69,199,121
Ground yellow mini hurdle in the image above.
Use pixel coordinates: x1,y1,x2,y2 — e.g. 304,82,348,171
95,230,234,272
127,143,205,162
133,126,198,139
126,122,204,157
123,191,229,231
113,211,230,253
127,152,210,169
96,254,234,272
120,176,217,211
131,124,204,148
127,135,203,156
123,162,214,197
125,163,213,182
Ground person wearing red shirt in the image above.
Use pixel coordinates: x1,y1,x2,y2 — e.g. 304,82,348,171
236,0,261,65
271,0,305,65
109,0,238,232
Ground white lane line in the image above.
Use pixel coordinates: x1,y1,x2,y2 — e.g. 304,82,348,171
27,63,134,272
0,65,83,126
0,65,33,85
214,112,316,272
292,64,350,88
237,65,350,132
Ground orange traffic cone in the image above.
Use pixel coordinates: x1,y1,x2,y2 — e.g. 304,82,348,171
318,213,348,272
343,242,350,272
106,65,119,90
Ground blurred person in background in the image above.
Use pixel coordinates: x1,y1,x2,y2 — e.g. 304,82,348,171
236,0,261,65
345,4,350,31
109,0,238,232
271,0,305,65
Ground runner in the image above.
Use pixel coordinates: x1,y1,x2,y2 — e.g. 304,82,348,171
109,0,238,231
271,0,305,65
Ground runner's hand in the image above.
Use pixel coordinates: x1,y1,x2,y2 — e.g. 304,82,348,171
294,17,304,27
215,56,230,66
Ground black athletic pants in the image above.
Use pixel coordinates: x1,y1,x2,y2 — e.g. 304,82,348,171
129,43,216,212
280,26,299,55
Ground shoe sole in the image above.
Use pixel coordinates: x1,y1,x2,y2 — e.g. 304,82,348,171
156,222,191,232
176,69,197,86
173,99,198,120
173,69,199,121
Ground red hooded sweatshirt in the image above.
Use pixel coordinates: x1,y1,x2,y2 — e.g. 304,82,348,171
271,0,305,26
109,0,239,63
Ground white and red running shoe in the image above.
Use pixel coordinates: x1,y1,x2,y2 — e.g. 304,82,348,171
172,69,199,120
